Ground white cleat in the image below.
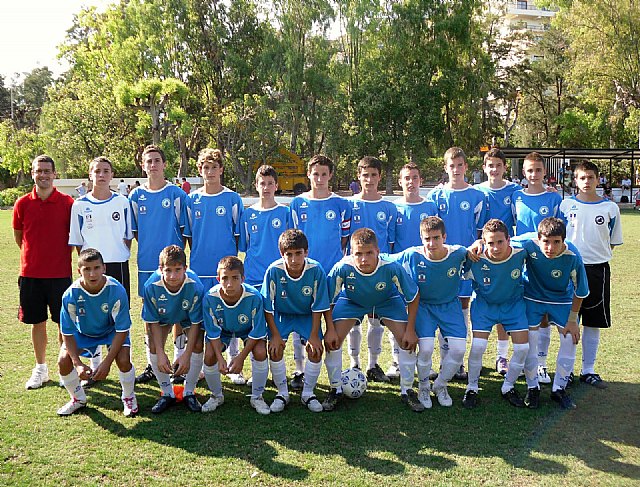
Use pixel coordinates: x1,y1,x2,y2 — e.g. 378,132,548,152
26,367,50,390
301,395,324,413
250,396,271,415
418,388,433,409
433,384,453,407
537,365,552,384
385,362,400,379
269,394,289,413
122,395,139,417
201,394,225,413
229,373,246,385
57,398,86,416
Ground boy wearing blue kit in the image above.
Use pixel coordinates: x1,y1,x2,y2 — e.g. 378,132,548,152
57,249,136,416
142,245,205,414
323,228,421,412
262,229,330,413
201,257,271,415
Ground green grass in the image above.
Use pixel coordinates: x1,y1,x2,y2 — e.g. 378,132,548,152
1,209,639,486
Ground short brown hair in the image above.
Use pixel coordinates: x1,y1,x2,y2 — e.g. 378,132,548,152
159,245,187,268
307,154,334,174
357,156,382,175
32,155,56,173
444,147,467,165
255,164,278,184
89,156,113,173
420,216,446,237
537,217,566,240
483,148,506,165
217,256,244,276
523,151,544,166
350,228,378,248
574,160,599,178
278,229,308,253
400,163,421,177
142,145,166,162
197,148,223,169
482,219,510,240
78,248,104,267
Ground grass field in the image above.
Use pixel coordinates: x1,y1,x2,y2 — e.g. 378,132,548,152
1,209,638,486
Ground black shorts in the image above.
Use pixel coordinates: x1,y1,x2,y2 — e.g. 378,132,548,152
18,276,72,325
580,263,611,329
105,261,130,301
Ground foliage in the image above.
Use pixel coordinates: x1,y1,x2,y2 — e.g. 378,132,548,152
0,185,31,206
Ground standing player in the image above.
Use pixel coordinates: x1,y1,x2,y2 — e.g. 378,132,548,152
129,145,188,384
324,228,421,412
262,229,330,413
559,161,623,389
14,155,74,390
57,249,137,416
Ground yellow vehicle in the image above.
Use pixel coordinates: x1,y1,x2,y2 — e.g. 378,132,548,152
253,148,309,195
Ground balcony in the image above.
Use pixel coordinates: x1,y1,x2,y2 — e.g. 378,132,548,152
506,1,557,18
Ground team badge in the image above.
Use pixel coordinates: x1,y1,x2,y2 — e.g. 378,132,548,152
503,196,511,206
483,277,491,285
375,282,386,291
195,210,202,219
272,218,282,228
418,273,426,282
158,307,166,315
347,284,355,291
238,314,249,325
354,215,361,222
326,210,336,220
447,267,457,277
420,213,428,220
162,198,171,208
101,303,109,313
539,206,549,216
112,212,121,221
78,307,86,316
301,286,312,296
376,211,386,222
182,299,190,310
216,206,226,216
301,214,308,222
280,290,287,298
551,270,562,278
139,205,147,214
595,215,605,225
460,201,470,211
251,224,258,232
511,269,521,279
439,203,447,211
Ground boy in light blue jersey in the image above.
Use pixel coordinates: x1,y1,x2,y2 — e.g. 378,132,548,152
323,228,422,412
262,229,330,413
201,256,271,415
142,245,205,414
239,165,291,288
462,219,529,409
57,249,137,416
511,218,588,409
393,217,468,409
184,148,243,291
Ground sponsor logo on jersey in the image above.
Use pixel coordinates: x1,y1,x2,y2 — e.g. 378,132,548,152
595,215,605,225
251,224,258,232
439,203,447,211
376,211,386,222
238,314,249,325
280,290,287,298
326,210,336,220
375,282,386,291
78,307,86,316
447,267,457,277
530,252,538,259
353,214,361,222
551,269,562,278
347,283,355,291
539,206,549,216
101,303,109,313
418,261,426,268
78,296,85,302
348,272,356,279
158,307,166,315
301,286,312,296
139,194,147,201
162,198,171,208
250,213,257,220
215,304,223,312
182,299,190,310
300,202,308,208
139,205,147,214
418,273,426,282
280,276,287,283
159,294,168,301
483,277,491,285
216,206,226,216
353,202,360,210
112,212,121,221
195,210,202,219
460,201,471,211
511,269,521,279
272,218,282,228
481,264,490,271
396,215,403,224
301,213,308,222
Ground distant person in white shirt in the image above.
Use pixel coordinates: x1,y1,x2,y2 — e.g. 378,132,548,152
117,179,129,196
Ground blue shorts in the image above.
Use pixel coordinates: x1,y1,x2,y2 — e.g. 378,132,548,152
199,277,217,293
471,297,528,333
137,271,154,297
458,279,473,298
63,329,131,358
206,330,266,347
416,300,467,339
332,294,408,324
525,299,572,329
154,320,204,331
267,313,324,342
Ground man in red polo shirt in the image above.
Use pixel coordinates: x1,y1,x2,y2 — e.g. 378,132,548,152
13,155,74,390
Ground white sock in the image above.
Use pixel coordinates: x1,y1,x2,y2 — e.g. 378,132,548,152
436,337,466,388
251,357,269,398
36,363,48,371
173,331,186,363
524,329,539,389
389,332,400,365
496,339,509,360
324,347,343,391
437,329,449,365
61,369,86,402
302,360,322,399
348,325,362,368
417,337,435,392
149,353,174,397
119,366,136,399
292,333,305,374
537,326,551,367
184,352,203,395
398,347,417,394
145,336,152,366
90,347,102,371
553,333,577,391
227,337,239,362
367,317,384,370
203,363,223,396
581,326,600,375
467,337,488,391
270,358,289,397
502,342,528,394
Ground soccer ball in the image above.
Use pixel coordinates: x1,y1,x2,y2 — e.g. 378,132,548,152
341,367,367,399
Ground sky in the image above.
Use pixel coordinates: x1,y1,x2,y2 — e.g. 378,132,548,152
0,1,113,82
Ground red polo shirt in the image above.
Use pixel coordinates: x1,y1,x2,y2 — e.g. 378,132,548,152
12,187,74,278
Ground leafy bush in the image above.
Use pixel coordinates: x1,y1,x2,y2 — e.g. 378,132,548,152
0,186,31,206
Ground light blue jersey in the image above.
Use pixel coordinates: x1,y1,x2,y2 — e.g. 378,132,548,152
184,188,243,282
203,283,268,342
393,199,438,251
141,269,204,327
129,184,187,274
427,186,487,246
464,247,527,304
238,204,291,286
349,197,398,253
290,193,351,273
476,181,519,236
512,189,562,235
61,276,131,338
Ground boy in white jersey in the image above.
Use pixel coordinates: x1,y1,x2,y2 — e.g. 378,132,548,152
559,161,623,389
262,229,330,413
57,249,137,416
289,155,351,390
323,228,421,412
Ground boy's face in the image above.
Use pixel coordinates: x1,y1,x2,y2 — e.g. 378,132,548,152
199,160,223,184
78,260,107,292
399,168,421,197
142,151,166,177
90,160,113,187
256,175,277,199
218,268,244,299
308,164,332,191
351,241,380,274
421,229,446,256
358,167,380,192
282,247,308,277
444,157,467,183
522,160,545,185
483,157,505,180
575,169,598,194
32,160,56,191
160,262,187,292
538,234,565,258
483,230,510,261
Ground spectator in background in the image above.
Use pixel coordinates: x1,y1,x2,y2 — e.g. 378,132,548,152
117,179,128,196
349,178,360,195
181,177,191,194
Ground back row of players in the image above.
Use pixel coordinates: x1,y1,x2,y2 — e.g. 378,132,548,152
16,146,622,416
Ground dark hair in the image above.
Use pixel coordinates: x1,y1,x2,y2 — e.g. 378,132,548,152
32,155,56,173
537,217,566,240
482,219,510,240
142,145,166,163
78,248,104,267
483,148,506,164
307,154,334,174
400,163,421,177
357,156,382,175
90,156,113,172
278,229,309,253
159,245,187,268
255,164,279,184
574,160,599,177
420,216,446,237
351,227,378,247
217,256,244,276
197,148,223,169
444,147,467,165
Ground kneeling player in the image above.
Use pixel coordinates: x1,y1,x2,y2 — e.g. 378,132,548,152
57,249,136,416
202,257,270,415
142,245,205,414
262,229,331,413
324,228,421,412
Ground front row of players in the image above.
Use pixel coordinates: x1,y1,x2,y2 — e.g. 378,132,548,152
57,215,587,416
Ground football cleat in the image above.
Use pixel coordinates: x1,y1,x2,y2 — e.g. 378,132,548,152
496,357,509,376
289,372,304,391
26,366,50,390
453,364,468,381
537,365,551,384
57,398,86,416
524,387,540,409
81,377,98,389
183,394,202,412
418,388,433,409
201,394,225,413
301,395,323,413
250,396,271,415
151,395,176,414
322,388,343,411
433,384,453,407
501,387,525,408
269,394,290,413
122,395,139,417
428,368,439,381
579,373,607,389
229,372,246,385
386,362,400,379
401,389,425,412
135,364,155,384
366,364,390,383
462,390,479,409
551,388,577,409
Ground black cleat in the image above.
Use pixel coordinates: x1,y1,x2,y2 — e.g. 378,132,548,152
366,364,390,383
151,395,177,414
289,372,304,391
401,389,425,412
502,387,525,407
551,388,577,409
183,394,202,412
135,364,155,384
462,390,479,409
524,387,540,409
579,373,607,389
322,388,344,411
171,374,186,385
453,364,468,381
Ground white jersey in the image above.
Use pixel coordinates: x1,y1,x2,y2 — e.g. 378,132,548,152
69,192,133,263
559,197,623,264
117,181,128,195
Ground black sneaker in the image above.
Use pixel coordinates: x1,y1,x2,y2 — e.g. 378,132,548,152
551,388,577,409
171,374,186,385
322,388,343,411
453,364,468,381
151,395,177,414
183,394,202,412
462,390,479,409
501,388,525,407
579,373,608,389
135,364,155,384
367,364,390,383
524,387,540,409
81,377,98,389
289,372,304,391
428,368,439,381
401,389,425,412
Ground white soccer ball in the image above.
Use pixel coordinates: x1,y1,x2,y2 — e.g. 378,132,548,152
341,367,367,399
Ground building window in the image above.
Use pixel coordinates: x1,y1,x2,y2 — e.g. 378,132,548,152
517,1,528,9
